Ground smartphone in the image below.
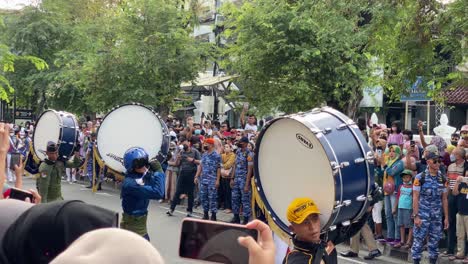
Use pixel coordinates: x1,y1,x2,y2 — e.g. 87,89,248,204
9,152,21,169
462,177,468,184
410,140,415,146
9,187,34,202
179,218,258,264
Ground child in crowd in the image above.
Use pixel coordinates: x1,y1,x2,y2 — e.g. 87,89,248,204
393,169,413,249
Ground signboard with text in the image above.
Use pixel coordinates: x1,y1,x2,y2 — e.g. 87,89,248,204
15,109,33,120
400,76,433,102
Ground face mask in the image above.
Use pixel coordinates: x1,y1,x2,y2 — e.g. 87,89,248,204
403,149,408,156
451,141,458,146
10,133,14,137
392,127,397,132
203,145,209,151
183,145,189,151
195,129,201,135
450,154,456,162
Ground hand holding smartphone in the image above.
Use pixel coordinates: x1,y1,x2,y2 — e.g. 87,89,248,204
9,187,34,202
10,152,21,169
179,219,258,264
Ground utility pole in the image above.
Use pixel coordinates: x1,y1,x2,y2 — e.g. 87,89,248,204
212,0,222,121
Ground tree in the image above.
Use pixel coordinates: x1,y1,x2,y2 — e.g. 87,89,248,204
0,17,47,102
221,0,375,117
365,0,466,103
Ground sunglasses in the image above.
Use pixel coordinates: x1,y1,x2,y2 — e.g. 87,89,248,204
430,159,440,164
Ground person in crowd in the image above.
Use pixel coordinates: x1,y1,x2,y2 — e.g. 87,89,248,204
203,120,213,137
195,138,221,221
120,147,165,241
340,221,382,259
403,141,417,172
387,120,404,149
248,141,255,152
37,142,82,203
452,173,468,263
167,136,200,217
393,169,414,249
411,146,449,264
219,143,235,213
0,199,118,264
283,198,337,264
458,125,468,149
380,145,405,245
357,117,368,142
240,106,258,140
373,137,386,240
164,142,179,203
85,132,102,190
417,121,450,169
451,133,460,147
443,147,466,259
230,137,254,224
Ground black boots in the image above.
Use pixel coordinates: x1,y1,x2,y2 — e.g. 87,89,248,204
230,214,240,224
413,259,420,264
210,213,217,221
429,258,437,264
203,211,209,220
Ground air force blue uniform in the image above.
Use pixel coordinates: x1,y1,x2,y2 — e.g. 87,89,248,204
199,150,222,213
231,148,254,218
411,169,447,261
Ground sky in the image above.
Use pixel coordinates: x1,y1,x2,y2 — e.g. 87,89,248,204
0,0,39,10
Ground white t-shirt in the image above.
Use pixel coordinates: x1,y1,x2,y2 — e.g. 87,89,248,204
244,123,258,139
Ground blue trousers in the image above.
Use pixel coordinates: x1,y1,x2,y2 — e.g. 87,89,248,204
411,216,442,260
231,177,251,218
200,182,217,213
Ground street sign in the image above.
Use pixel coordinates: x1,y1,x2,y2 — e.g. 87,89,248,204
15,109,33,120
400,76,433,101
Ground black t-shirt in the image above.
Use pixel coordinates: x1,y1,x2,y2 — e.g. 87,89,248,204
457,182,468,215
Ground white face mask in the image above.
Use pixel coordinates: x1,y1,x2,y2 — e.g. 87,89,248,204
450,154,456,162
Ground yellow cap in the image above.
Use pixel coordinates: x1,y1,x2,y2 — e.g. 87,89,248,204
287,198,320,224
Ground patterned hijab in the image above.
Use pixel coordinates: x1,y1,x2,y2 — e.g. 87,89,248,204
430,136,447,156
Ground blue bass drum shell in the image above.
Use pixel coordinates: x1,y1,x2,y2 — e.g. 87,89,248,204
254,107,375,235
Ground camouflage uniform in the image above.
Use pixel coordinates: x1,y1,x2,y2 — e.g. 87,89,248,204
411,169,447,261
199,151,221,213
231,148,254,218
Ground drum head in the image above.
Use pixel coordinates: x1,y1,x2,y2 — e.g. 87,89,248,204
33,111,61,161
97,104,164,173
256,118,334,229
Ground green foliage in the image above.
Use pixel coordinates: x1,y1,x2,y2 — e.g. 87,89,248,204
367,0,466,104
2,0,210,115
221,0,374,117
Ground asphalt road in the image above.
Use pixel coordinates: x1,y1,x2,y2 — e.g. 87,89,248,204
21,177,404,264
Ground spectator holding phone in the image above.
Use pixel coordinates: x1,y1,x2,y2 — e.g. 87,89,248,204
0,123,11,200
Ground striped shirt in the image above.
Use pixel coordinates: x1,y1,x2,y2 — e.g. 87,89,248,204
447,161,465,190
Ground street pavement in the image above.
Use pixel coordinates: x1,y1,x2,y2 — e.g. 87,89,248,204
20,177,428,264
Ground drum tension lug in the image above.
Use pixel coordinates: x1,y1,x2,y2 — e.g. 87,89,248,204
354,158,365,164
340,162,350,168
342,220,351,226
336,124,348,130
356,195,367,202
329,225,337,231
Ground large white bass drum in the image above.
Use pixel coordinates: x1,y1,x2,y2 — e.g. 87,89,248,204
96,103,169,173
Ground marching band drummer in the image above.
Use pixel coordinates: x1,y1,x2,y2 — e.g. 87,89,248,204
37,141,82,203
283,197,376,264
120,147,165,241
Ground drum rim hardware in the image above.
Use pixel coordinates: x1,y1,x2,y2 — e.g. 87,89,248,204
95,102,170,173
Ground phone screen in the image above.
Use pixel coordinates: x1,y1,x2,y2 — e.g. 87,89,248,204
9,188,34,202
179,219,258,264
10,153,21,169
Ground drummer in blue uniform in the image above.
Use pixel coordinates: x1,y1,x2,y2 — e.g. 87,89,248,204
85,132,101,190
195,137,222,221
120,147,165,241
411,145,449,264
230,136,254,224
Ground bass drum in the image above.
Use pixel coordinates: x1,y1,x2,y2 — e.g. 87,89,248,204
33,110,79,161
96,103,169,173
254,107,375,236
